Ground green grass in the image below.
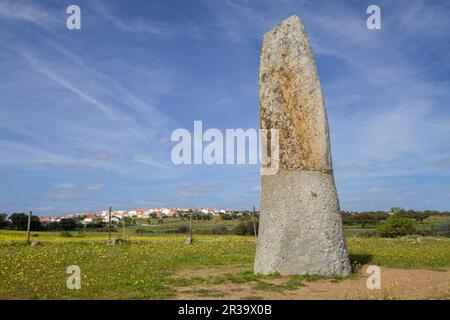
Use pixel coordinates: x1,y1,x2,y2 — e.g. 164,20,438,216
346,236,450,269
0,230,448,299
181,288,226,298
126,216,242,235
252,280,303,292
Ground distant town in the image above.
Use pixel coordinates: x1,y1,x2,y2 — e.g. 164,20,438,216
39,208,240,225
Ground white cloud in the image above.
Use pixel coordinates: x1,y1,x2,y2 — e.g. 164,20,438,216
56,183,79,190
368,187,389,194
84,183,105,192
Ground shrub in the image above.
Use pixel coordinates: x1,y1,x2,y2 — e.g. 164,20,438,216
59,231,73,238
85,220,107,229
59,218,77,231
76,230,86,238
379,215,417,237
135,228,146,235
233,223,247,235
221,214,233,220
233,222,259,236
176,225,190,234
212,225,228,235
431,216,450,236
135,229,154,235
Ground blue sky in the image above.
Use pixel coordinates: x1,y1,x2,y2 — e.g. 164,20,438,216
1,0,450,215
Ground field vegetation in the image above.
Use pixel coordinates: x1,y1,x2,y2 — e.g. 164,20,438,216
0,229,448,299
1,210,449,299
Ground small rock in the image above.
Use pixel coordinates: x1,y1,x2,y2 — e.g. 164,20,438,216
412,236,423,245
107,238,124,246
31,241,42,246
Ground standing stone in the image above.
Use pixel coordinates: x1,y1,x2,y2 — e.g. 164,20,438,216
254,16,351,276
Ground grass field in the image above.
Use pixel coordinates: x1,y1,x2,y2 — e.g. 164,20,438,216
0,230,449,299
118,216,246,235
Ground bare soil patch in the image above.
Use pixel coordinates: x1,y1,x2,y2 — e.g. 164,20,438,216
172,266,450,300
173,265,249,279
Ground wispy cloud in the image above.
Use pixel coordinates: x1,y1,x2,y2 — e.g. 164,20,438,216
0,0,58,27
1,0,449,213
91,2,203,40
48,182,104,201
20,51,159,146
84,183,105,191
147,182,220,205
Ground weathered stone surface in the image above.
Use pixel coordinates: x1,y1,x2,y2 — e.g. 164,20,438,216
254,16,351,276
259,15,331,172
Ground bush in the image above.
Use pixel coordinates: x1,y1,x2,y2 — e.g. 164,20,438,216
76,230,86,238
176,225,190,234
212,225,228,235
59,218,77,231
85,220,107,229
379,215,417,237
221,214,233,220
233,223,247,235
430,216,450,236
135,228,146,235
135,228,154,235
233,222,259,236
59,231,73,238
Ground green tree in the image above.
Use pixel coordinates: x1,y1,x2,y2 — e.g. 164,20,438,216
404,210,430,224
221,213,232,220
390,207,405,215
0,213,9,229
30,216,41,231
9,213,41,231
379,214,417,237
9,213,28,230
59,218,77,231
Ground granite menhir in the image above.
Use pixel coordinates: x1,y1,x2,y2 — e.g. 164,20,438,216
254,16,351,276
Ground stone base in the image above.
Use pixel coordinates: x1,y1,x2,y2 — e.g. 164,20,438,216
254,169,351,276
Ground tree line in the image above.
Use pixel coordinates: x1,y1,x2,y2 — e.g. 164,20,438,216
0,213,87,231
341,208,450,228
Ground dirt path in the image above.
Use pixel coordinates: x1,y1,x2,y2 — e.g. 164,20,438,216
172,266,450,300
